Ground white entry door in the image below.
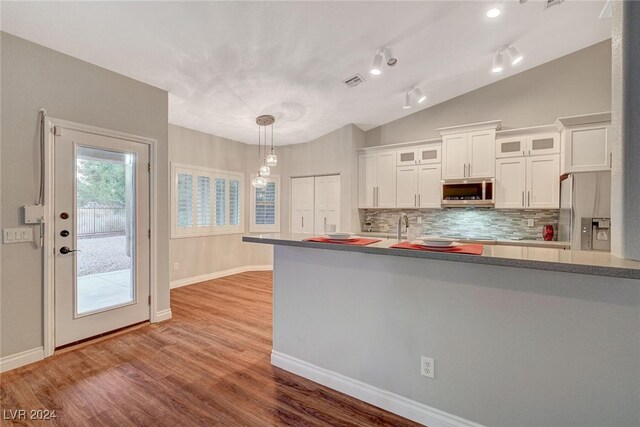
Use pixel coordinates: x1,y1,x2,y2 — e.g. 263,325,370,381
54,128,150,347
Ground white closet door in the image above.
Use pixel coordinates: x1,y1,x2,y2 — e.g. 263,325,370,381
324,175,341,232
291,177,314,234
314,176,327,234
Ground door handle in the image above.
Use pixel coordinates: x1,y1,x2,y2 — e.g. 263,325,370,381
59,246,80,255
522,191,525,207
528,191,531,207
418,194,421,206
468,163,472,176
414,194,417,207
609,152,613,168
463,163,467,177
301,216,304,228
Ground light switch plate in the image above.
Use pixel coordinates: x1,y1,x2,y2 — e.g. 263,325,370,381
3,227,34,244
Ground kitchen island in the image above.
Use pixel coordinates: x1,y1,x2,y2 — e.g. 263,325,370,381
243,233,640,427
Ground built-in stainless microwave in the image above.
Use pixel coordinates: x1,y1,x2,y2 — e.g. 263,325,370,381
441,178,495,207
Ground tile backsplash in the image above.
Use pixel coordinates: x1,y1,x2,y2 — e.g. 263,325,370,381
361,208,560,241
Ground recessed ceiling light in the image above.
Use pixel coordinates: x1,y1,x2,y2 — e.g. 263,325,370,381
413,88,427,104
492,51,505,73
486,8,501,18
507,46,523,65
370,52,383,75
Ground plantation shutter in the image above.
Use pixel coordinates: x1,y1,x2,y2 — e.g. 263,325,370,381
229,179,240,226
196,175,211,227
214,177,227,227
177,173,193,228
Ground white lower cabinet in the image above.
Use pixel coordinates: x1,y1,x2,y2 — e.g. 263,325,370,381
396,164,442,208
290,177,315,234
496,155,559,209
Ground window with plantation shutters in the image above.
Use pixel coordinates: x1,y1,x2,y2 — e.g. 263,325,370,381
250,176,280,232
172,163,244,237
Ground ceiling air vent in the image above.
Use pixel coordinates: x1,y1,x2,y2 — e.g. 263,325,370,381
545,0,565,8
343,74,365,88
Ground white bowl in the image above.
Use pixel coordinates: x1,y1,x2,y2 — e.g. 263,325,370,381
416,235,457,247
325,232,356,240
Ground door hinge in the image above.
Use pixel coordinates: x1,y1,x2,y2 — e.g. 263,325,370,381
148,163,151,173
148,295,151,306
148,228,151,239
53,126,62,136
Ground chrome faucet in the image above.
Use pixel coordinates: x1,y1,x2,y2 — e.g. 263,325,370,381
397,212,409,241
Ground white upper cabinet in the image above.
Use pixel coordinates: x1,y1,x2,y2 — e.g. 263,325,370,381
375,151,397,208
441,134,468,179
467,130,496,178
527,133,559,156
496,155,559,209
396,166,419,208
417,164,442,208
556,113,612,173
527,155,560,209
396,164,442,209
358,150,396,208
397,143,442,166
439,121,499,179
563,124,611,172
496,158,526,208
496,131,559,159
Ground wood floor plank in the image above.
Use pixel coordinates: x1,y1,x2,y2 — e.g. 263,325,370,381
1,271,419,427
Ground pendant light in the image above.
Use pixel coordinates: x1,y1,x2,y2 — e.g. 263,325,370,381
265,124,278,167
252,115,276,188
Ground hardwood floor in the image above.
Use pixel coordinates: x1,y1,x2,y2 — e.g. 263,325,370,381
1,271,419,426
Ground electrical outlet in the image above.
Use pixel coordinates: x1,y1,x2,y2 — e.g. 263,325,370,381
421,356,434,379
417,216,422,224
528,219,535,227
173,262,179,271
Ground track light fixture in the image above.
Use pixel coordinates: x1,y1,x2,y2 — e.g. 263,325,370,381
370,52,383,75
506,46,523,65
370,47,397,75
402,87,427,109
413,88,426,104
403,91,411,109
492,45,523,73
491,50,505,73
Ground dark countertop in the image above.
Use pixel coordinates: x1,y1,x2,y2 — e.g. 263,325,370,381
243,233,640,280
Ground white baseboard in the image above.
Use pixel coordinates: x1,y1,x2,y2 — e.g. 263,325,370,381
155,308,172,322
271,351,484,427
170,264,273,289
0,347,45,373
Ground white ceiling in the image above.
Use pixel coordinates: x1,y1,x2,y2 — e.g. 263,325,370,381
1,1,611,145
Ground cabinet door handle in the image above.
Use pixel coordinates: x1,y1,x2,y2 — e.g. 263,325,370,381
414,194,417,207
373,187,376,207
301,216,304,228
469,163,472,176
528,191,531,207
418,194,421,206
463,163,467,177
522,191,525,207
610,152,613,168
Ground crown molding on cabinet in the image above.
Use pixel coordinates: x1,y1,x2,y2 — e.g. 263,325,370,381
358,137,441,154
437,120,502,136
555,111,611,131
496,124,558,138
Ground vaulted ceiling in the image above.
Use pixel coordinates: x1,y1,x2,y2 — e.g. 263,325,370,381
1,1,611,145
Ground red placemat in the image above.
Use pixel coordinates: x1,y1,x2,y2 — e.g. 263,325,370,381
390,241,484,255
304,237,382,246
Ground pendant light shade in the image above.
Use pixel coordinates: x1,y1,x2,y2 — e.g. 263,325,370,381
259,164,271,177
252,176,267,188
266,151,278,167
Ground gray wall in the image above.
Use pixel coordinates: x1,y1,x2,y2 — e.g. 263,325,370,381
0,33,170,357
274,245,640,427
279,124,364,233
168,124,272,283
366,40,612,146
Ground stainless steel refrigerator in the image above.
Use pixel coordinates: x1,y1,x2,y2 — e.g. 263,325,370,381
558,171,611,250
